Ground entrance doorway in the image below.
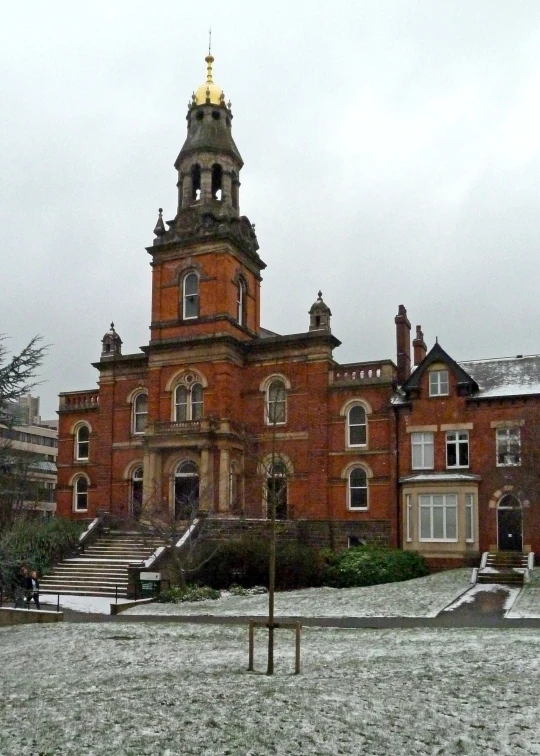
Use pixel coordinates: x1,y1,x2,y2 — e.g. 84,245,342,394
174,461,199,520
497,494,523,551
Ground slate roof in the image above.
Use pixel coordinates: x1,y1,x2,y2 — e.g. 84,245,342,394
459,354,540,399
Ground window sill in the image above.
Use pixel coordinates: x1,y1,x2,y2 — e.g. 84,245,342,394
348,507,369,512
419,538,458,543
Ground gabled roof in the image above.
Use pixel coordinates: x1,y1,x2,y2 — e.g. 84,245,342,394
401,341,478,394
459,354,540,399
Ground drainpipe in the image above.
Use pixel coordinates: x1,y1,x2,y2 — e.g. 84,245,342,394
393,404,401,550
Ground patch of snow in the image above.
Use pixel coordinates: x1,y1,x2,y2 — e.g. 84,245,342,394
125,569,471,619
142,546,166,568
40,595,131,614
507,575,540,618
175,518,199,548
400,472,480,482
2,623,540,754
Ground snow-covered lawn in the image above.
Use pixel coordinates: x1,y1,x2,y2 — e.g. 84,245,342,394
1,622,540,755
125,568,471,618
508,570,540,618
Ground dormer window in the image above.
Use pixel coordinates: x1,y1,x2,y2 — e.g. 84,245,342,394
182,272,199,320
429,369,449,396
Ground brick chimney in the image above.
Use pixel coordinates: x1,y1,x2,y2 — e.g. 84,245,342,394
412,325,427,366
395,304,411,383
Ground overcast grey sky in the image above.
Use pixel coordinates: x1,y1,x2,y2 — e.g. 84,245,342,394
2,1,540,418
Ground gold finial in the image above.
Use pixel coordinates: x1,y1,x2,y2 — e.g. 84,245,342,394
205,53,214,84
194,45,222,106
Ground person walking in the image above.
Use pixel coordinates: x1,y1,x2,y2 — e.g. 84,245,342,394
26,569,40,610
13,565,28,608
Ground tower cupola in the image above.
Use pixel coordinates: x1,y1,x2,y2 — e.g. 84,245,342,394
101,322,122,358
174,53,243,216
309,291,332,332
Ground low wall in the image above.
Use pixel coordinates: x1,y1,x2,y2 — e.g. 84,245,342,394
0,608,63,626
110,598,154,615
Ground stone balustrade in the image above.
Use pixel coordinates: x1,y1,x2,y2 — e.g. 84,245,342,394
59,391,99,412
331,361,395,384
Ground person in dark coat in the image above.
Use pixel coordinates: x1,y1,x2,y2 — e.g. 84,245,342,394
25,569,40,609
13,565,28,608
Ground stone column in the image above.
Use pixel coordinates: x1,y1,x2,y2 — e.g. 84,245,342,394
199,446,213,513
200,168,212,204
222,172,233,210
142,449,163,516
218,447,230,513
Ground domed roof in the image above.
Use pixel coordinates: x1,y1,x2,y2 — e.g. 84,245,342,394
194,55,223,106
309,291,331,314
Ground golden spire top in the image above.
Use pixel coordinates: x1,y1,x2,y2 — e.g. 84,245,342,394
194,46,223,106
205,53,214,84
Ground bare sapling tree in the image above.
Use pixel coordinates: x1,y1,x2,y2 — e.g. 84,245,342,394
265,380,288,676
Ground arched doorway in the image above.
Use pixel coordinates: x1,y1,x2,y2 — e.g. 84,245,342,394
174,461,199,520
266,459,288,520
497,494,523,551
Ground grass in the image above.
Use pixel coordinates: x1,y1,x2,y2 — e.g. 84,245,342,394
1,622,540,755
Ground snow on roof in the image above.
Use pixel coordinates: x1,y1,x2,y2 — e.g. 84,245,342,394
459,354,540,399
400,473,481,483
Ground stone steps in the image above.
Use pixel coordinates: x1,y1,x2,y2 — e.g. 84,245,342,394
42,531,165,598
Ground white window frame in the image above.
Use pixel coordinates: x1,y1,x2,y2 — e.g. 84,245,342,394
237,279,246,326
347,405,367,448
465,493,474,543
132,393,148,435
446,430,469,469
348,467,368,511
406,494,412,542
429,369,449,397
265,379,287,426
174,382,203,422
75,425,89,461
496,427,521,466
73,476,89,512
411,432,434,470
182,271,199,320
419,493,458,542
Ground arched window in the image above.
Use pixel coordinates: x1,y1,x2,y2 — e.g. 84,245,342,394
175,382,203,421
266,379,286,425
266,459,288,520
182,272,200,320
75,425,89,461
348,405,367,447
174,460,199,520
348,468,368,510
211,163,223,200
73,476,88,512
237,278,246,326
132,393,148,434
131,466,143,520
191,164,201,201
182,271,199,320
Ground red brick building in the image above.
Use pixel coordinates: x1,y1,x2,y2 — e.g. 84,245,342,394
56,54,540,564
56,54,398,550
395,323,540,566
